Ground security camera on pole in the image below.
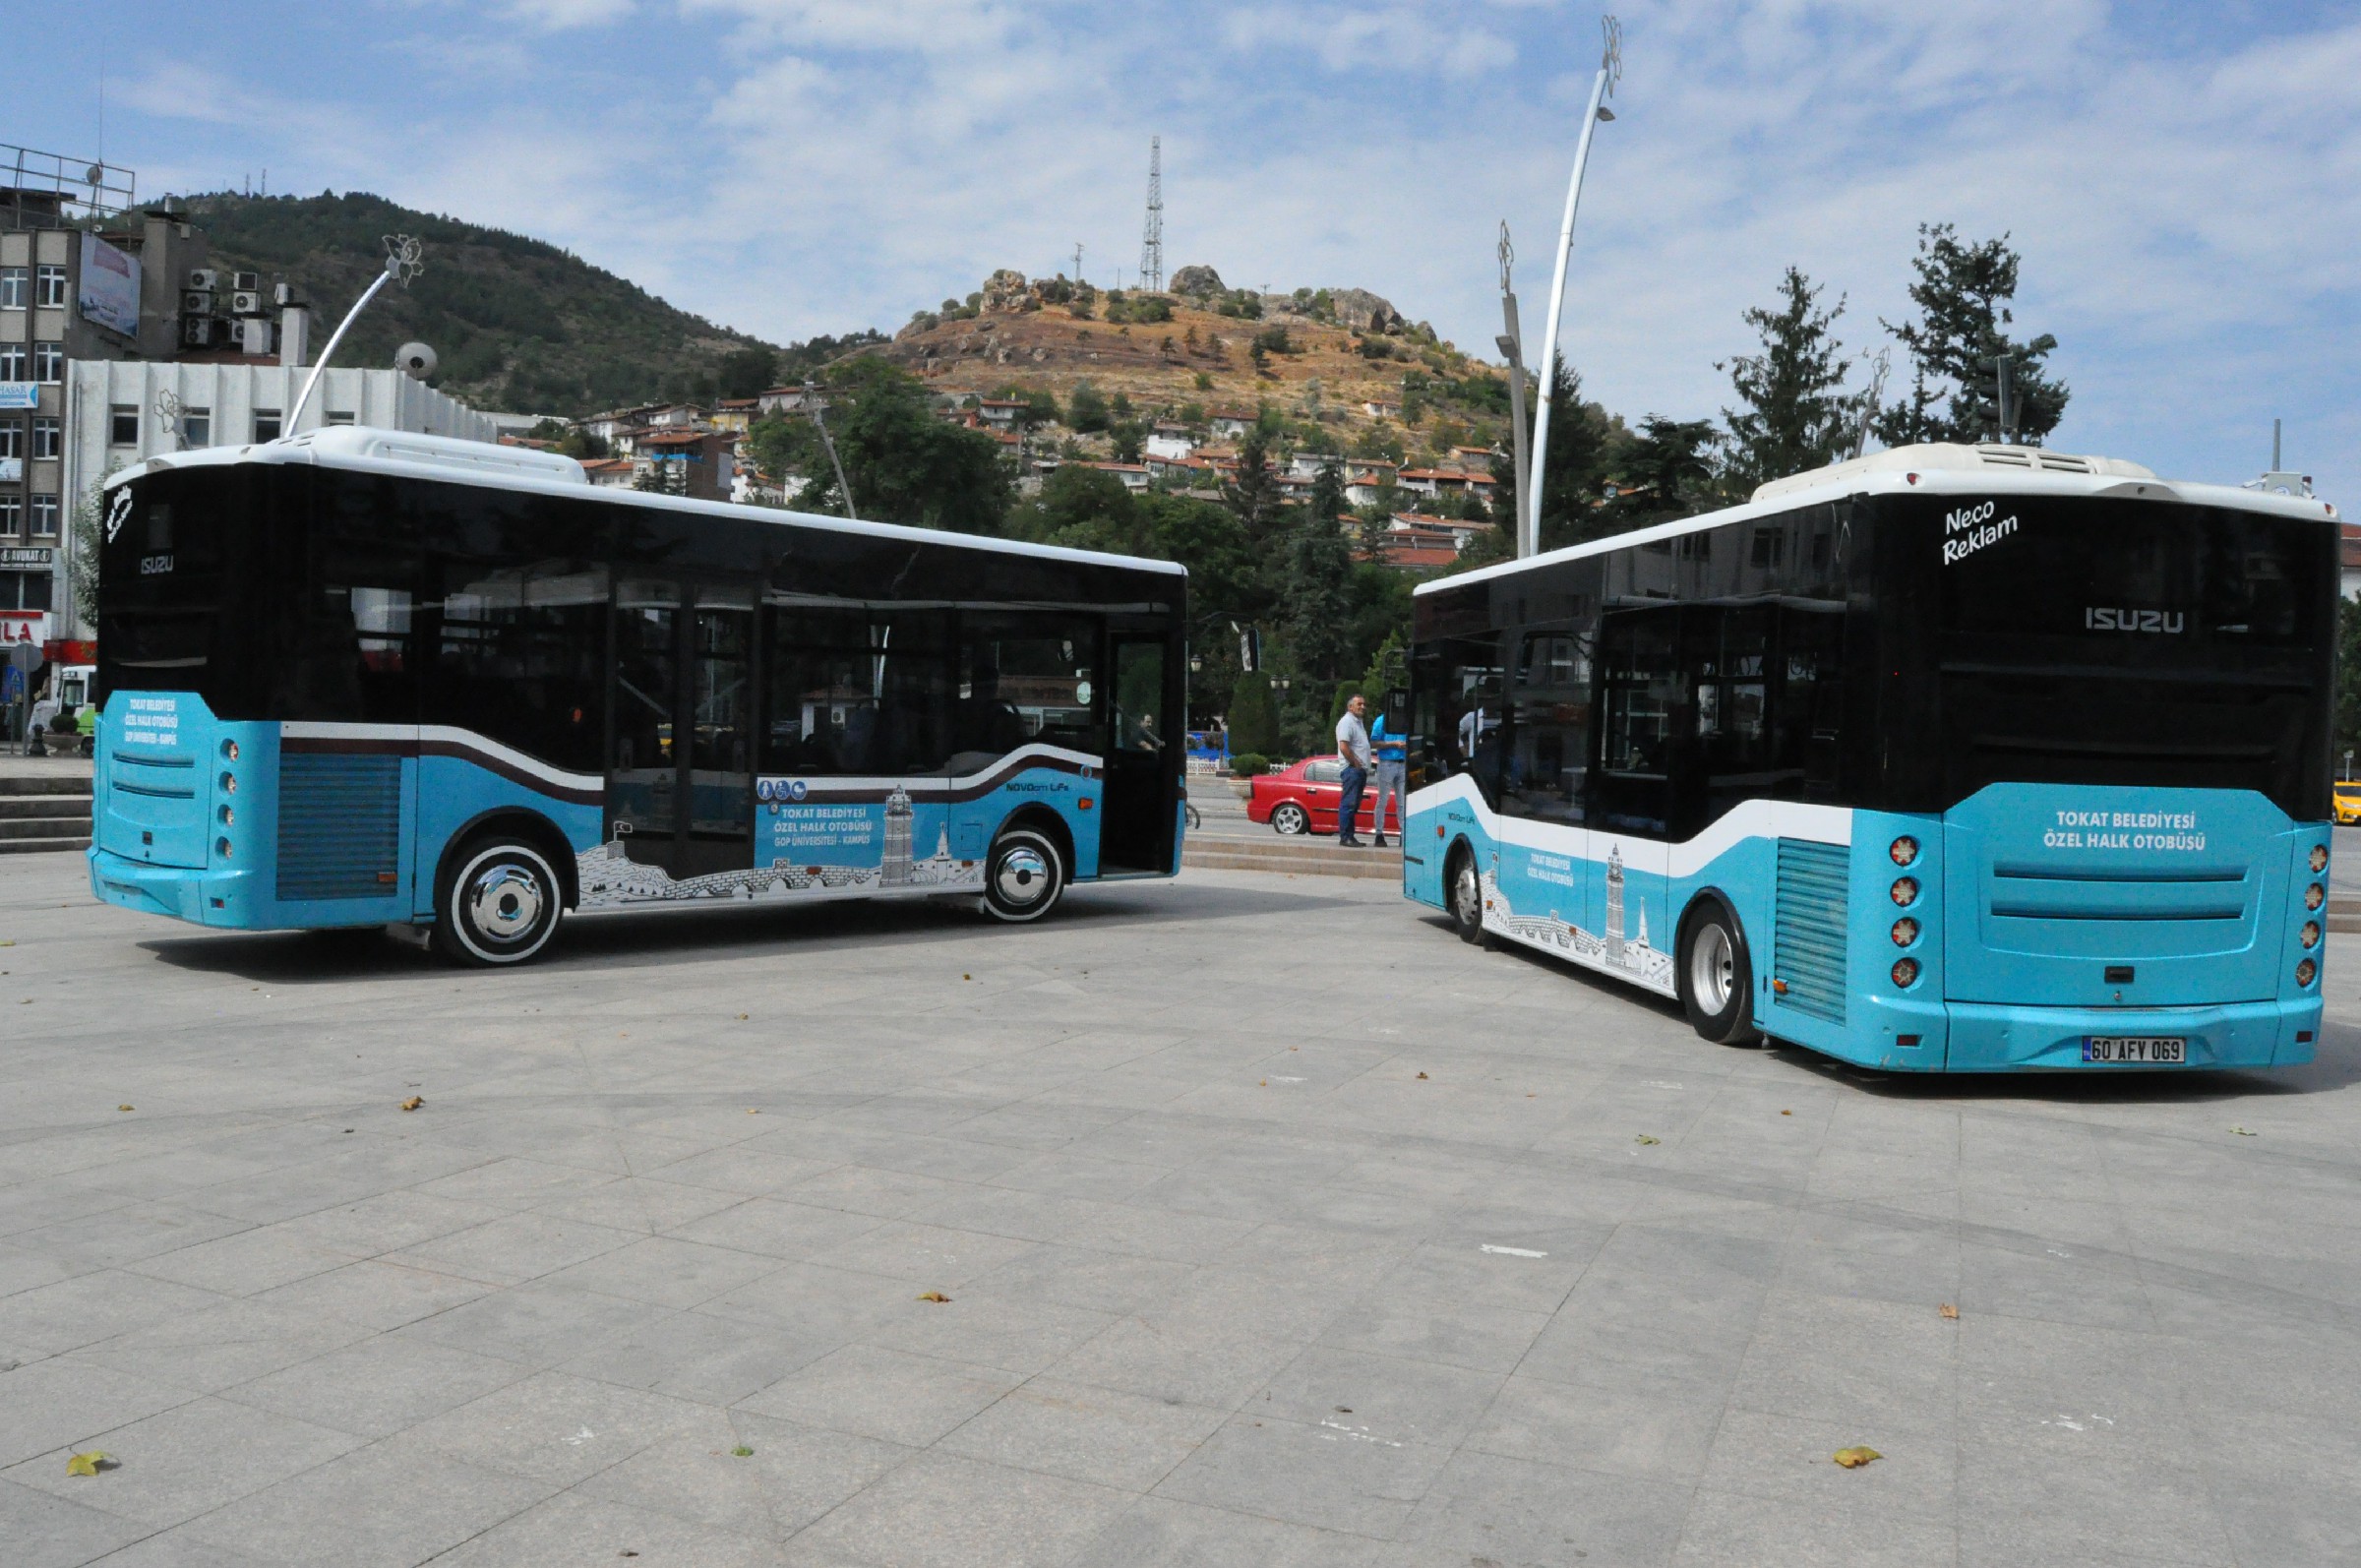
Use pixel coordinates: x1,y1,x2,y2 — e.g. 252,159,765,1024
1524,16,1620,559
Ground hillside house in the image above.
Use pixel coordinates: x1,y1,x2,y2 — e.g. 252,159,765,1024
1398,467,1498,503
1146,452,1212,484
757,386,817,415
1392,513,1496,550
636,430,731,501
582,405,659,443
1145,421,1195,460
710,398,758,434
1362,398,1402,419
1084,460,1152,494
1208,408,1255,440
579,456,636,489
1343,473,1391,508
977,397,1031,430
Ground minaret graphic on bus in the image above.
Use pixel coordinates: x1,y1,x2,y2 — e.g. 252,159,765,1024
1605,846,1625,964
882,788,914,886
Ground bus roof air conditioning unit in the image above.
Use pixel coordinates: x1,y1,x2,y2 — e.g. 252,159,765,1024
182,289,213,316
232,271,260,292
230,290,263,316
187,268,218,291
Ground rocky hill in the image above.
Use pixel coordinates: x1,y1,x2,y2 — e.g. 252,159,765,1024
866,265,1515,455
180,191,878,416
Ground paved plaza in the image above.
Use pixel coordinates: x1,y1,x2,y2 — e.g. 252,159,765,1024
3,850,2359,1566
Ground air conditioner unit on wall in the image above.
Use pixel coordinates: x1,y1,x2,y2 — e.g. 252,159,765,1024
187,269,218,291
230,290,263,316
182,290,213,316
239,318,272,355
182,316,215,348
232,271,259,292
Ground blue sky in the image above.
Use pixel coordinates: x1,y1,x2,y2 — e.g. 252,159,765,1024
16,1,2361,499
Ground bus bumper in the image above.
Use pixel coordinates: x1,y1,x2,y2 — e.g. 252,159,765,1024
88,847,272,930
1936,995,2318,1071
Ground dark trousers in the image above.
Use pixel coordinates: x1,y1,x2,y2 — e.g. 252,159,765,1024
1337,764,1368,842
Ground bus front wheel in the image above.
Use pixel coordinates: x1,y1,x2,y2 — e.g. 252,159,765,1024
1449,844,1490,947
434,838,563,967
983,827,1065,923
1678,900,1762,1047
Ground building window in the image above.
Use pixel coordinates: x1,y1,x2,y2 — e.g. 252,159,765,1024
0,269,24,309
31,418,57,460
252,408,281,443
183,408,212,449
30,495,57,538
33,266,66,308
0,421,19,459
109,404,139,446
0,345,25,382
0,497,19,536
32,343,62,384
325,409,354,426
0,570,52,611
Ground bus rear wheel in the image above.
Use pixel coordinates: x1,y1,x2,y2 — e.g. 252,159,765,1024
434,838,563,967
1678,900,1762,1047
983,827,1065,923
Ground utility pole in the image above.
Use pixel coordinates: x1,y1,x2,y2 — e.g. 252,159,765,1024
2273,416,2282,471
807,381,857,520
1139,135,1164,293
1990,354,2016,444
1072,241,1085,286
1494,222,1532,543
1526,15,1621,559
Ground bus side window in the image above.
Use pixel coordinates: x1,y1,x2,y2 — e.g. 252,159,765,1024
1779,604,1845,799
1423,637,1506,808
952,614,1099,770
432,563,606,772
1593,610,1678,836
762,607,872,776
1501,630,1589,826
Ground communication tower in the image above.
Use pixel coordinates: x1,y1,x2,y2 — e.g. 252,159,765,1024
1139,136,1164,293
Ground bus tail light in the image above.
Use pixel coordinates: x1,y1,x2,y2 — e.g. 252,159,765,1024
2297,958,2318,988
219,771,237,794
221,740,239,761
2306,883,2326,911
215,836,232,859
2310,844,2330,874
217,806,234,827
1891,917,1918,946
2302,921,2321,949
1890,876,1919,907
1889,836,1918,867
1892,958,1920,989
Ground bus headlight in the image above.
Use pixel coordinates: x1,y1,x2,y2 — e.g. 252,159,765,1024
1892,957,1920,988
2297,957,2318,988
2307,883,2326,911
2302,921,2321,949
1890,876,1919,907
1890,836,1919,867
221,740,239,761
2310,844,2330,874
1891,917,1919,947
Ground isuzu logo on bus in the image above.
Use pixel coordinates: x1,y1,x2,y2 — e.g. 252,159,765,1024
2085,607,2185,633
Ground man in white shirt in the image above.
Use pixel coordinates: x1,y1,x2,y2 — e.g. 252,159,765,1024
1334,694,1373,847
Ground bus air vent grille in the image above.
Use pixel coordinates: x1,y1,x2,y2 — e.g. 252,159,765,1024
1775,838,1849,1025
277,754,401,900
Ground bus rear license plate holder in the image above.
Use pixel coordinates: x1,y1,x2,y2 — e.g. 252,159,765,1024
2081,1036,2186,1064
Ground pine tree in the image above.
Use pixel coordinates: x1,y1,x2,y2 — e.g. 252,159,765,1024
1874,223,2069,447
1720,268,1856,488
1228,669,1281,755
1223,429,1287,548
1531,354,1618,552
1607,416,1721,528
1280,503,1355,688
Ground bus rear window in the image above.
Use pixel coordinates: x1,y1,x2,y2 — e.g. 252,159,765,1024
1939,500,2326,650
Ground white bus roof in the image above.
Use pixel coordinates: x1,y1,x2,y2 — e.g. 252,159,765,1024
102,426,1188,579
1418,442,2338,598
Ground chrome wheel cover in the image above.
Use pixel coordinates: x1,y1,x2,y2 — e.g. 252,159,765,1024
1689,922,1734,1015
1455,859,1482,929
467,863,546,946
994,845,1052,907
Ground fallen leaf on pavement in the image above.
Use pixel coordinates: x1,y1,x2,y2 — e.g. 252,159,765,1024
1939,1302,1960,1320
1635,1134,1661,1145
736,1013,748,1020
917,1292,951,1303
962,973,971,981
747,1109,759,1115
2231,1126,2257,1136
1781,1110,1792,1116
399,1096,423,1112
1833,1446,1881,1469
1258,1079,1267,1086
66,1451,111,1477
1416,1071,1428,1079
117,1105,133,1113
730,1445,753,1458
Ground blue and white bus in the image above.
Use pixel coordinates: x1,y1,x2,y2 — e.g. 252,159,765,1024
91,428,1186,964
1402,443,2336,1071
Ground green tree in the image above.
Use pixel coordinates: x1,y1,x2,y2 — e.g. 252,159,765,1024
716,346,778,400
1008,464,1146,555
632,459,688,496
1721,267,1855,489
1280,501,1356,691
1067,381,1111,434
1223,429,1288,548
1531,354,1620,552
1605,415,1723,530
756,361,1011,533
1228,669,1281,755
1110,420,1146,462
1875,222,2070,447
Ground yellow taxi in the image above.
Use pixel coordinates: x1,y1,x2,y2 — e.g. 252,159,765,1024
2335,781,2361,825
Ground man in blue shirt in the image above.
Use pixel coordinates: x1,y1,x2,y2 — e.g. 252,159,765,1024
1368,703,1406,849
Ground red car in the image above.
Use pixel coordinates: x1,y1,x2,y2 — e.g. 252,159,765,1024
1244,755,1403,838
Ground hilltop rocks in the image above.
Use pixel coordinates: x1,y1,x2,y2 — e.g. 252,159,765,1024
981,269,1033,313
1171,265,1225,298
1330,287,1399,333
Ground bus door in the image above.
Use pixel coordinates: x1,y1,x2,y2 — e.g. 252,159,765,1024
1101,635,1176,874
611,580,755,880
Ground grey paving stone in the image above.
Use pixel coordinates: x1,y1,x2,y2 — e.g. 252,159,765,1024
81,1526,272,1566
666,1198,890,1262
2,1393,363,1527
394,1276,666,1365
0,1477,151,1568
734,1343,1019,1446
1152,1411,1454,1538
231,1334,531,1438
935,1375,1227,1490
0,1268,232,1357
563,1306,835,1406
539,1235,787,1309
72,1297,375,1395
247,1257,492,1331
423,1488,780,1567
1256,1345,1506,1451
402,1368,711,1486
1667,1484,1958,1566
1468,1363,1726,1482
384,1210,640,1287
1047,1314,1305,1412
124,1224,363,1297
0,1356,201,1468
802,1221,1041,1289
578,1411,911,1538
792,1449,1133,1568
1400,1448,1692,1567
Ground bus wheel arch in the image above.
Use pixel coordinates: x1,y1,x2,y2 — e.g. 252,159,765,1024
1676,890,1763,1047
983,808,1069,923
438,808,579,911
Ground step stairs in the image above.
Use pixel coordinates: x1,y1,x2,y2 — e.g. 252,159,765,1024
1182,835,1402,881
0,773,93,855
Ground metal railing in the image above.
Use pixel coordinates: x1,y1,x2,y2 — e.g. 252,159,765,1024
0,145,137,232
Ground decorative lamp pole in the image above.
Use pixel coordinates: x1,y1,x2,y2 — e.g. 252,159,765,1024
289,234,424,432
1525,15,1621,559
